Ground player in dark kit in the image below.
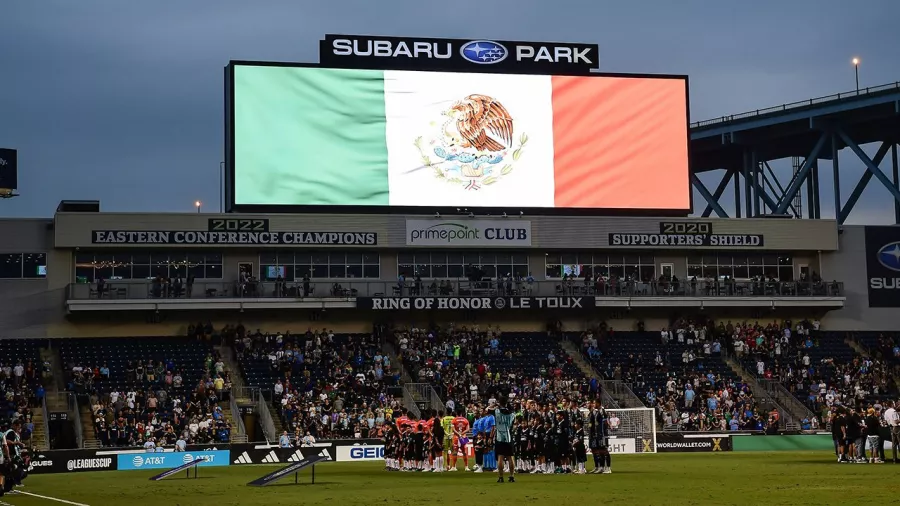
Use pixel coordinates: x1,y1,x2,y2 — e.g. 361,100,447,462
831,409,846,463
590,403,611,474
515,417,528,473
573,421,588,474
542,420,556,474
431,413,446,472
555,411,571,474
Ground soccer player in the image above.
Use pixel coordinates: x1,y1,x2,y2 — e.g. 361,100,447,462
432,412,445,472
441,410,455,470
588,401,603,473
573,420,588,474
596,407,612,474
482,408,497,472
493,396,516,483
451,409,471,471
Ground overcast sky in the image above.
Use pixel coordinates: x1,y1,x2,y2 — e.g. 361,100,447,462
2,0,899,223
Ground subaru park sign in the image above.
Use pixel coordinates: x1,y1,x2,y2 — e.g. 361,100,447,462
406,219,531,247
319,34,599,74
865,226,900,307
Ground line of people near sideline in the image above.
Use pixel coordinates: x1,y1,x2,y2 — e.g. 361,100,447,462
830,401,900,464
382,398,614,476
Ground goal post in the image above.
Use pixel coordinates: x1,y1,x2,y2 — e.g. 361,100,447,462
606,407,657,454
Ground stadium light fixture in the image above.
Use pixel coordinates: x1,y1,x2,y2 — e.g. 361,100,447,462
852,57,860,92
195,200,202,213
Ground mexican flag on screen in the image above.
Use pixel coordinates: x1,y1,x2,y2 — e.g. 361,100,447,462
233,67,688,209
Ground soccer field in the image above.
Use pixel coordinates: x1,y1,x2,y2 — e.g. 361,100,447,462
5,452,898,506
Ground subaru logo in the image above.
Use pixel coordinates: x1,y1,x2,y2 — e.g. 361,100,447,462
878,242,900,272
132,456,143,468
460,40,508,65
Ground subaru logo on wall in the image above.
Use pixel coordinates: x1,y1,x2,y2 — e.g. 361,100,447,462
877,242,900,272
460,40,508,64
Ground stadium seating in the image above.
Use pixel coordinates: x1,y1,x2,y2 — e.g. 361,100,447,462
0,338,45,445
232,330,399,440
747,330,899,413
576,325,772,431
392,327,592,406
58,337,234,447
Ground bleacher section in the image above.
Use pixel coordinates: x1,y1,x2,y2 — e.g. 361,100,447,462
58,337,235,447
0,339,45,448
393,329,591,406
750,331,899,413
232,331,397,440
583,331,739,397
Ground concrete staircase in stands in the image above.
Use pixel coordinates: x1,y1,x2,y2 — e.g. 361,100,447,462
721,354,800,430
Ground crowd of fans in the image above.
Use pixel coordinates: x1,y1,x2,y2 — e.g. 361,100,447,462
392,324,597,409
66,349,234,447
230,326,401,442
0,358,44,444
578,318,774,432
735,319,898,426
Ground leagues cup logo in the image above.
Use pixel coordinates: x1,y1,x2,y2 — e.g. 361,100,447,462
413,94,527,191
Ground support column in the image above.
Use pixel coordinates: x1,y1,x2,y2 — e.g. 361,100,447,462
734,168,742,218
806,159,815,219
751,151,760,217
893,144,900,224
743,151,752,218
812,160,821,219
832,133,841,223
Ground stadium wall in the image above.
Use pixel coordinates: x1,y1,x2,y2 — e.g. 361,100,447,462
820,225,899,330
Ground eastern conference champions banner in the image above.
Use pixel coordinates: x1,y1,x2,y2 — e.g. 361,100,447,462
357,296,594,310
232,64,690,210
865,226,900,307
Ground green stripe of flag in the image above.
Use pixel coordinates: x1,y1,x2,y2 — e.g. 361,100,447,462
234,67,390,205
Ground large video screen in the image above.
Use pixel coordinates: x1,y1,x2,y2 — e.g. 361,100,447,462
231,64,690,211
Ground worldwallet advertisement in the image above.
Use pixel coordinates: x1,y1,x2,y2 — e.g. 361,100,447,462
230,64,690,212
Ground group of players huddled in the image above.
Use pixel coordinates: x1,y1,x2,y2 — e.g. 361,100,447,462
383,399,613,479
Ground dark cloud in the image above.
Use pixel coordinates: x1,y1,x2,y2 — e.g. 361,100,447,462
1,0,898,222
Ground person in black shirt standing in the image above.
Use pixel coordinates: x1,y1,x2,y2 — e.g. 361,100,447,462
831,410,845,463
865,408,883,463
555,411,571,474
845,408,863,463
573,421,587,474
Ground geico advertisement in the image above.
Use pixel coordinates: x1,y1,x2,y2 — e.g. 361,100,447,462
117,450,230,470
336,445,385,462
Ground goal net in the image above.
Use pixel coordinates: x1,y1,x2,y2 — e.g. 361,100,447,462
605,407,657,454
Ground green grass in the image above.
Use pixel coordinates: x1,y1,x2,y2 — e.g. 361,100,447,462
5,452,899,506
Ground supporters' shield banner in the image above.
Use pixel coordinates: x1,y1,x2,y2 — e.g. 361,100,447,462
357,296,594,310
865,226,900,307
655,434,732,453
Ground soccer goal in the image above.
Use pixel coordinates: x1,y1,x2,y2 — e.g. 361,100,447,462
606,407,657,454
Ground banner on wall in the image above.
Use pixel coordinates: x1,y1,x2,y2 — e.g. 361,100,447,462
406,219,532,247
117,450,230,471
357,296,594,310
609,233,763,247
27,449,117,474
654,434,732,452
865,226,900,307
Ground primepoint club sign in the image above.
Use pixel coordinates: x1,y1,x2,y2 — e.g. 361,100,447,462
406,219,531,247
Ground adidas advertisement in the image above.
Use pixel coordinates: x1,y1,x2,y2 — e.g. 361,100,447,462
229,445,334,465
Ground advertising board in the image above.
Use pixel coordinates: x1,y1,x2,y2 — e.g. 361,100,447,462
117,450,230,471
229,63,689,213
865,226,900,307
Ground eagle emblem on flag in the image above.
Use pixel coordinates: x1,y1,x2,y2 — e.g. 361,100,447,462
413,94,528,191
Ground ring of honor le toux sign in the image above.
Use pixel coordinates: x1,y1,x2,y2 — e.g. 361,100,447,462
865,226,900,307
357,296,594,310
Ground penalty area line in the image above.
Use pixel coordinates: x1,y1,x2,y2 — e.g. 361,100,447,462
9,490,90,506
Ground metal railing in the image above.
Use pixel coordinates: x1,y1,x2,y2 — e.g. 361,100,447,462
67,279,845,301
759,378,816,424
606,380,646,408
70,392,83,449
40,395,50,450
405,383,445,413
692,81,900,128
401,388,422,419
230,395,247,438
256,389,277,443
